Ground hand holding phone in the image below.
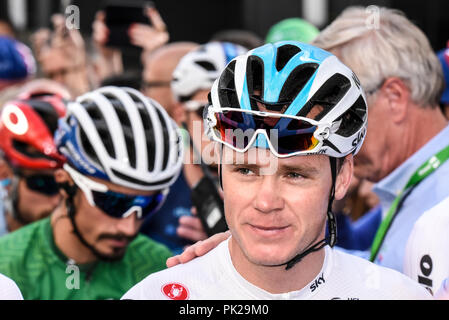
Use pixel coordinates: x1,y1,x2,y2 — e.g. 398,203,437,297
191,176,227,237
128,7,169,52
103,1,168,50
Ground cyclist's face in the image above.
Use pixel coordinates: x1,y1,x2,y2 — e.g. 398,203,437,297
16,169,61,223
222,148,352,268
72,178,153,261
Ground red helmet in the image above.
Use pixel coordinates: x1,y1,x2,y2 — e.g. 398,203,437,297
0,93,67,170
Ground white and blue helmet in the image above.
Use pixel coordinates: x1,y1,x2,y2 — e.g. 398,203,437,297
171,41,247,107
207,41,368,158
55,86,184,191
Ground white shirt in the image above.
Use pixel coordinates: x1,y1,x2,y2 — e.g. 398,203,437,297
404,196,449,296
0,273,23,300
123,238,431,300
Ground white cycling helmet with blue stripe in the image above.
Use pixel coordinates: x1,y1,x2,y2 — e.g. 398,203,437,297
206,41,368,159
171,41,247,108
55,86,184,191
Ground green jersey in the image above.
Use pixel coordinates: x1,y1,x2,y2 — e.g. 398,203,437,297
0,217,172,300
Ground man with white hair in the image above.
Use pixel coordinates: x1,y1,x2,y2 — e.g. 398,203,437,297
311,6,447,275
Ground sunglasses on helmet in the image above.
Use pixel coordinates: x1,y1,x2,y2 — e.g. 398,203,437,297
206,107,333,157
64,164,167,220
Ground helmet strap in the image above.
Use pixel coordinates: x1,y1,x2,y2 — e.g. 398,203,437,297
62,183,115,262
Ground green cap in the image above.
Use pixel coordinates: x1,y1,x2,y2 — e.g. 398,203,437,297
265,18,320,44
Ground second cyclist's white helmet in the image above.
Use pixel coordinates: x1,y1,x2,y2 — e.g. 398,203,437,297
55,86,184,191
171,41,247,104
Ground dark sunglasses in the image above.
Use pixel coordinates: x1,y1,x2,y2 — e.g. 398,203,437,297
207,107,331,157
20,173,59,196
64,164,166,220
90,189,166,220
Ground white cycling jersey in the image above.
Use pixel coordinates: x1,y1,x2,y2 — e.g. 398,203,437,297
404,196,449,296
0,273,23,300
123,238,431,300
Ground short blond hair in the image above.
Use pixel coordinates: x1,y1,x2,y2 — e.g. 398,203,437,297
312,6,444,107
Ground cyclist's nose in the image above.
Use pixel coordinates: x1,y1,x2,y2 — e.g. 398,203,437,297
116,211,141,236
253,175,284,214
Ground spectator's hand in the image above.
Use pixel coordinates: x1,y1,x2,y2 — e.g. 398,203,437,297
30,28,51,58
128,7,168,53
50,14,86,66
166,230,231,268
31,14,89,97
176,207,207,242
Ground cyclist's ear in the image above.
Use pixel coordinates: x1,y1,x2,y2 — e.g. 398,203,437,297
334,154,354,201
54,169,76,198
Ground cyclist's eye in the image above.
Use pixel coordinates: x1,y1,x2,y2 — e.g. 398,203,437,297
235,167,255,176
286,171,305,180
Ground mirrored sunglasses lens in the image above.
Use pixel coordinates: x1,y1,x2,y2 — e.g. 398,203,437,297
272,117,319,154
214,111,319,154
215,111,256,150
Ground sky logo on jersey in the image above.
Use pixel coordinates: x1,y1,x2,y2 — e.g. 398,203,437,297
162,283,189,300
310,273,325,292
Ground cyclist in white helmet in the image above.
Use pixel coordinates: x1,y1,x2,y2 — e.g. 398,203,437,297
123,42,430,300
171,41,247,241
0,86,184,299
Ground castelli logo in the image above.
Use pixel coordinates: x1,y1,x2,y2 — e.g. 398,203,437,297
161,283,189,300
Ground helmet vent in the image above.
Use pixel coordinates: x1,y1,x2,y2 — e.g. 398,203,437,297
195,60,216,71
28,99,60,134
334,95,366,137
298,73,350,120
218,60,239,109
82,100,116,160
246,56,264,110
278,63,318,105
12,139,52,161
275,44,301,72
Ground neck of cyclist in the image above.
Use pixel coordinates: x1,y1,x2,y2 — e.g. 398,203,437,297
5,212,26,233
229,234,326,294
51,202,99,264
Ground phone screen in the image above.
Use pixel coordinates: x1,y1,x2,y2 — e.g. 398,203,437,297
104,1,154,48
191,176,227,237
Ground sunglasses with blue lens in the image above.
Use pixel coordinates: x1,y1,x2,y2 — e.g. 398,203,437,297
64,164,167,220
